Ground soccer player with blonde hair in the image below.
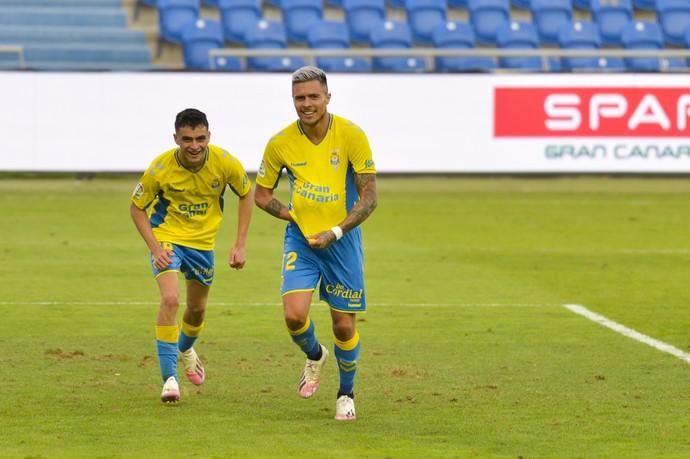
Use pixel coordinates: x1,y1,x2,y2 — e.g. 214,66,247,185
255,66,377,420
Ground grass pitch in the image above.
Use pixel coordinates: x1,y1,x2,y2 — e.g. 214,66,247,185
1,176,690,458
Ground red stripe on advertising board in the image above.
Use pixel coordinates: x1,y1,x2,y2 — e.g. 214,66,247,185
494,87,690,137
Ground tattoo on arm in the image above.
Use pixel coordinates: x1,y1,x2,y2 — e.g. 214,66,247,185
266,198,287,219
340,173,377,233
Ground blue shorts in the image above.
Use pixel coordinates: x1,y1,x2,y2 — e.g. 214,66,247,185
281,222,366,313
151,242,214,287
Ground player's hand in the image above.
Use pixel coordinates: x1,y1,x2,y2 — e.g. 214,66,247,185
229,246,246,270
151,246,173,270
307,230,337,249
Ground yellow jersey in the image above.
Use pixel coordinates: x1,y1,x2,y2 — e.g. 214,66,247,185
131,145,250,250
257,114,376,237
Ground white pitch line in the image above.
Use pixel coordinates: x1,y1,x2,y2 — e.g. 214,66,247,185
0,301,560,308
564,303,690,365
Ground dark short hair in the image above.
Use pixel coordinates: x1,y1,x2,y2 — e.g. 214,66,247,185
175,108,209,130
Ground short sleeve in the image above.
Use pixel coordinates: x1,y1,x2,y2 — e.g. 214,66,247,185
256,138,284,189
225,153,251,197
131,166,160,210
347,123,376,174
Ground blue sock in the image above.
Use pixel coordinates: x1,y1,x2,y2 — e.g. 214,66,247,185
288,317,322,360
156,325,179,382
156,340,178,382
334,332,361,395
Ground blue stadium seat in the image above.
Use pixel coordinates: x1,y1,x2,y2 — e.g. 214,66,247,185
202,0,219,6
660,57,687,71
558,20,601,71
573,0,590,10
405,0,448,44
447,0,468,7
326,0,344,7
210,54,243,71
590,0,632,46
244,19,307,70
512,0,530,9
343,0,386,43
157,0,200,50
281,0,324,44
686,27,690,64
369,20,426,72
307,20,371,72
387,0,405,8
530,0,573,45
656,0,690,46
591,56,625,71
181,18,223,69
468,0,510,44
495,20,543,70
621,21,663,72
633,0,656,10
218,0,260,45
431,20,496,72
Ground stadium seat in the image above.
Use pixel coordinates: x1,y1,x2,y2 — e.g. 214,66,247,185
660,57,687,71
530,0,573,45
573,0,590,10
181,18,223,69
369,20,426,72
387,0,405,8
447,0,468,7
621,21,663,72
468,0,510,44
405,0,448,44
326,0,344,7
157,0,200,53
633,0,656,10
210,54,243,71
307,20,371,72
431,20,496,72
242,20,308,71
281,0,324,44
244,19,289,70
495,21,543,70
558,20,601,71
590,0,633,46
218,0,261,45
343,0,386,44
202,0,219,6
656,0,690,47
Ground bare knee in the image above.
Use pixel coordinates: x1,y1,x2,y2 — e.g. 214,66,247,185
332,321,355,342
284,313,307,332
160,292,179,311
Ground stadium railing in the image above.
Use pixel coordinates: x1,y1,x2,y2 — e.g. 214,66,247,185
0,44,25,69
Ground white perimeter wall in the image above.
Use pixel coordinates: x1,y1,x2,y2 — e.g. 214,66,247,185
0,71,689,173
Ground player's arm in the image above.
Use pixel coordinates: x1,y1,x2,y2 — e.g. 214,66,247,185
254,184,294,222
308,173,377,249
229,189,254,270
129,203,172,269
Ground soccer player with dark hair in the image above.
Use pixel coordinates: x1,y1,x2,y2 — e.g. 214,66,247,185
254,66,377,420
130,108,253,403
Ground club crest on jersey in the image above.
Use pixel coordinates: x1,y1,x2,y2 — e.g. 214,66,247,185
330,150,340,169
132,183,144,199
211,177,221,189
